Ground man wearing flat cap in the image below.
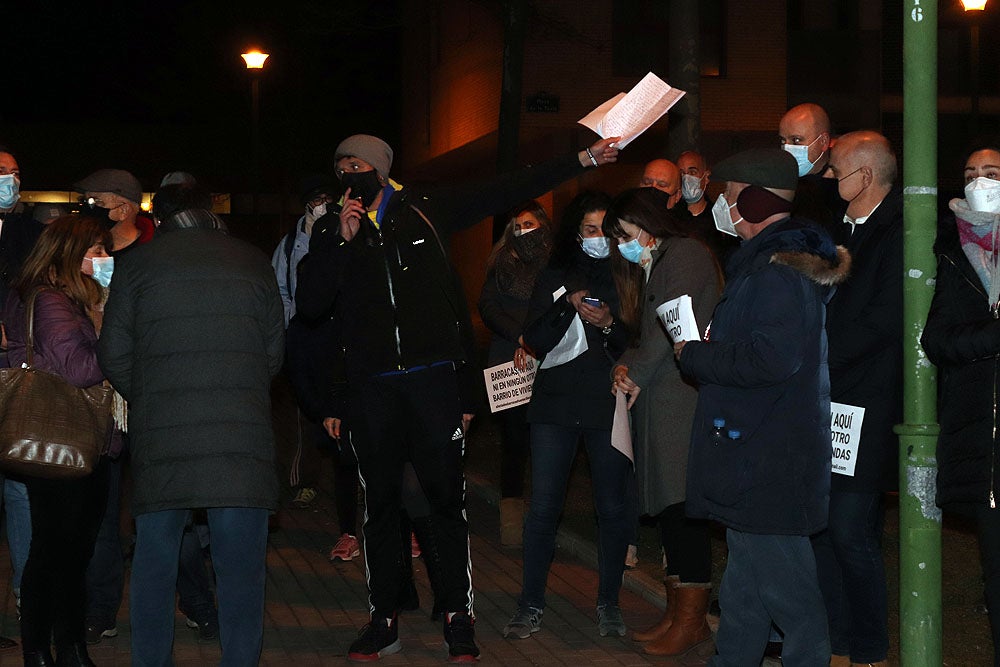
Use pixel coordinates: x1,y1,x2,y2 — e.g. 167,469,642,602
296,132,619,662
674,148,850,666
76,168,155,254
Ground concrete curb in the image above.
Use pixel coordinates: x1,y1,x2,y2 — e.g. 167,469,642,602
465,470,667,611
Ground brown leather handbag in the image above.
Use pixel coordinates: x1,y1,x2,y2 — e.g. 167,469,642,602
0,290,113,479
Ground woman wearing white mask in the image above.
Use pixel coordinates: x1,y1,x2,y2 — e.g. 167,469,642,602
922,143,1000,667
605,188,722,657
503,190,633,640
478,201,553,546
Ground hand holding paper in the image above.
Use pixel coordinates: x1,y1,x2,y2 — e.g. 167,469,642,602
578,72,686,149
656,295,701,343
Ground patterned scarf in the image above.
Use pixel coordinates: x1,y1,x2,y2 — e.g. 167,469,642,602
952,197,1000,310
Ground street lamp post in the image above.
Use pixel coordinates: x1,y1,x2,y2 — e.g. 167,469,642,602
962,0,988,135
241,50,269,215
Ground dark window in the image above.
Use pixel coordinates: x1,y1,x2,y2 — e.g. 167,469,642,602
612,0,727,79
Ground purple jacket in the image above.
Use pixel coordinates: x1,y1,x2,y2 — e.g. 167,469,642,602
4,288,104,388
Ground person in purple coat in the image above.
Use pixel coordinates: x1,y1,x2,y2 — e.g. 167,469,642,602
4,215,114,667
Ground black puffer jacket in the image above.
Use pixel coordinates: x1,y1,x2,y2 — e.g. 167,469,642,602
98,221,285,515
295,152,587,411
922,215,1000,509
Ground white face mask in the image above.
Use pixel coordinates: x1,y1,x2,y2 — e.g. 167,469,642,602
965,176,1000,214
711,194,743,237
308,202,328,219
681,174,705,204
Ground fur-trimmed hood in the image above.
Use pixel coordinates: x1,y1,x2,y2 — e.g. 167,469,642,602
772,245,851,287
730,216,851,287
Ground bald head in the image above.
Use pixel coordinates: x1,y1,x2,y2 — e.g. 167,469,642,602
677,151,707,174
830,131,896,187
640,159,682,208
779,103,832,175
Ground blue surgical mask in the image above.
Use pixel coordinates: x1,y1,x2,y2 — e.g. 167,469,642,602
579,235,610,259
85,256,114,288
0,174,20,209
783,135,826,178
617,238,644,263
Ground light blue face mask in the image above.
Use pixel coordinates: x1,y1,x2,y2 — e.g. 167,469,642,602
783,134,826,178
617,238,644,263
0,174,20,209
579,235,610,259
86,256,114,288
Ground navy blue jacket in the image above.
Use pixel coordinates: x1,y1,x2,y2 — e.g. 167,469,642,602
679,218,849,535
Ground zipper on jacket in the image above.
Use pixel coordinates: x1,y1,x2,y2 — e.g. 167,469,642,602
375,223,405,369
943,253,999,507
993,311,999,509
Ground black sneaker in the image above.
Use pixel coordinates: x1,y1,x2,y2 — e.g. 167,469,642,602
348,615,402,662
443,612,480,663
84,620,117,645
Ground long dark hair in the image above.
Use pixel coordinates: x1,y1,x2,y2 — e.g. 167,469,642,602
16,215,112,309
486,199,551,270
549,190,613,270
603,188,690,338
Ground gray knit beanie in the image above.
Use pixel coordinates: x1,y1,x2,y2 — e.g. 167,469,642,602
334,135,394,179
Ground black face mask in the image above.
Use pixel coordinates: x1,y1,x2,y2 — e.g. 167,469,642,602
80,201,115,229
340,171,384,208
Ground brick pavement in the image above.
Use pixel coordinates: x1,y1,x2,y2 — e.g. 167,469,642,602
0,477,719,666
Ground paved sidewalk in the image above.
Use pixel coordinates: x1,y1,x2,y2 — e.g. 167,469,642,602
0,479,714,666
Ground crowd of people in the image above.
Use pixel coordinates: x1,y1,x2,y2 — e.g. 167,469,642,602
0,99,996,666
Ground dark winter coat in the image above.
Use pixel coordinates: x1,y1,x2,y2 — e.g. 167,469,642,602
0,212,43,310
618,237,721,515
295,152,587,412
97,222,285,516
679,217,850,535
826,189,903,492
921,214,1000,509
523,248,628,430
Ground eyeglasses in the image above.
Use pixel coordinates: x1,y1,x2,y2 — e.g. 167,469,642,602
78,196,105,207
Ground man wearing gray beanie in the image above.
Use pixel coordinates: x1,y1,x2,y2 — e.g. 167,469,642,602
297,132,620,662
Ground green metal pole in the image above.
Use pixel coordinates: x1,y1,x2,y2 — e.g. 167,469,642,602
896,1,942,665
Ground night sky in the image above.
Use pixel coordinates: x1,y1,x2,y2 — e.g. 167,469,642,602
5,1,401,192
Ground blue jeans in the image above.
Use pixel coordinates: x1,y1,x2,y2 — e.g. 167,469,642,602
711,529,829,667
811,491,888,662
520,423,630,609
4,478,30,594
130,507,268,667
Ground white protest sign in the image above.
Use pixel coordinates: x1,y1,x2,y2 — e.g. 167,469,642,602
656,295,701,343
830,402,865,477
484,358,537,413
578,72,686,149
539,286,588,369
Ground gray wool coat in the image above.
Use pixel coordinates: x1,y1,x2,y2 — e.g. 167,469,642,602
617,236,721,516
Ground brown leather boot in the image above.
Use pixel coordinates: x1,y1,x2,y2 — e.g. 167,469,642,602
499,497,523,546
632,575,679,642
643,583,712,656
830,655,850,667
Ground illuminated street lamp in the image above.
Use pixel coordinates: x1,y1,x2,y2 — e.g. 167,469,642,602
962,1,988,133
241,50,268,213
